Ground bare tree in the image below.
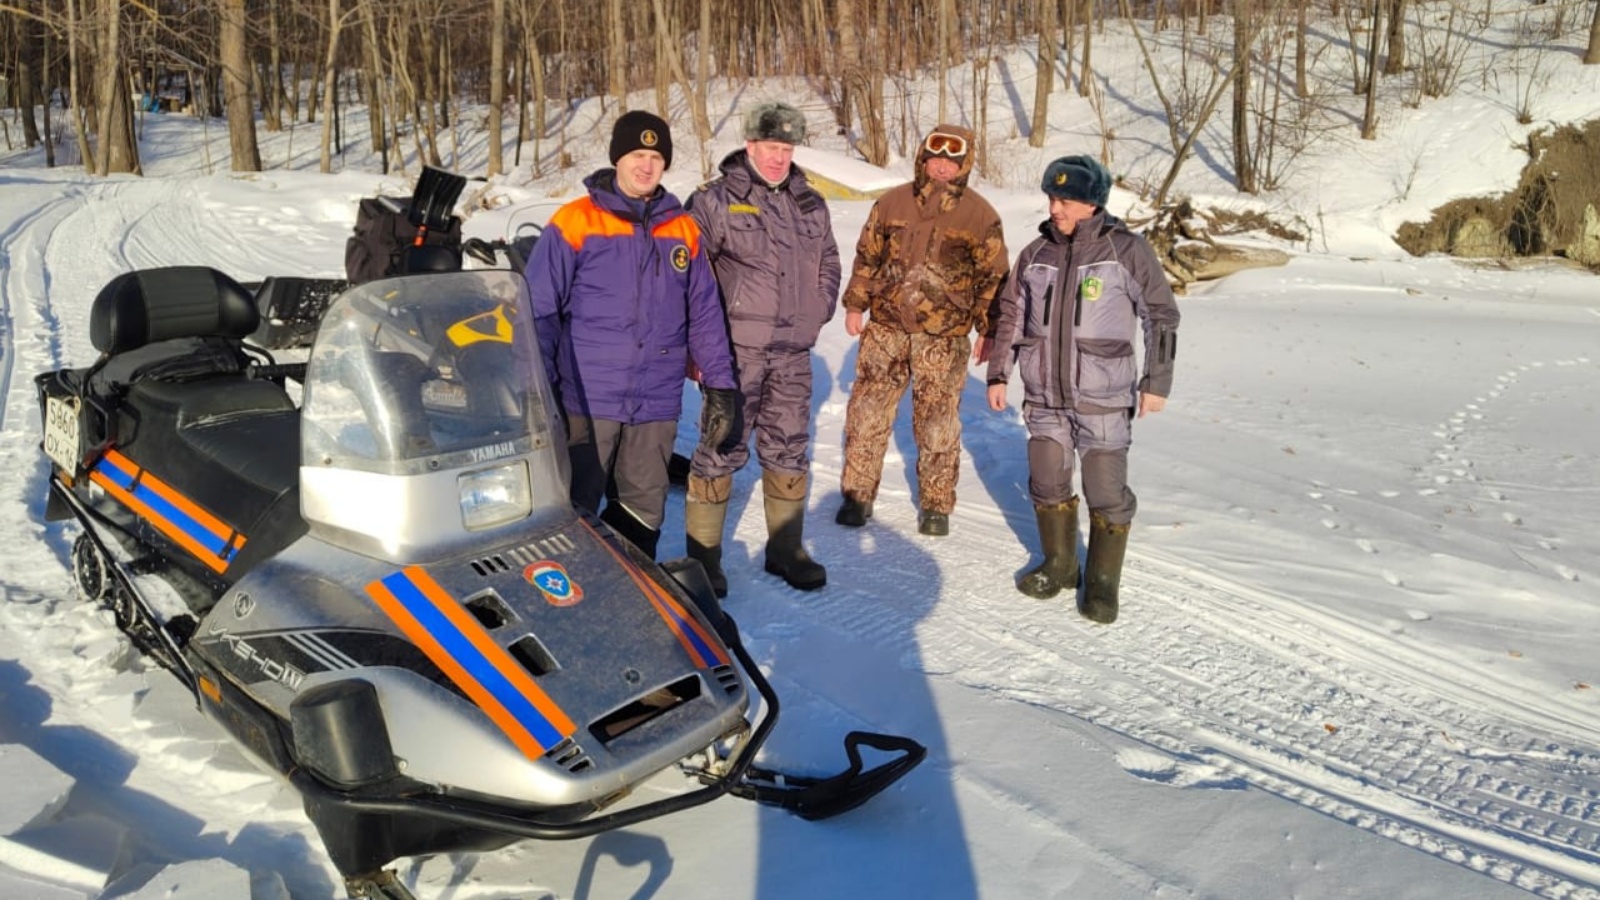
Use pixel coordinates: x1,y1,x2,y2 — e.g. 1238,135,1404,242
1360,0,1382,139
1586,1,1600,64
67,0,97,173
488,0,505,176
93,0,140,174
218,0,261,171
1232,0,1256,193
318,0,346,173
1383,0,1406,74
1029,0,1055,148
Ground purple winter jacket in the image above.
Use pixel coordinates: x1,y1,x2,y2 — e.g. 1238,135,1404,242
527,170,735,425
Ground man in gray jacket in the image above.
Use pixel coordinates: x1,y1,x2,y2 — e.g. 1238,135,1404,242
682,102,841,596
985,155,1179,624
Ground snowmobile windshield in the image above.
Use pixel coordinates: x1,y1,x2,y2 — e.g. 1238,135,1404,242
301,271,558,477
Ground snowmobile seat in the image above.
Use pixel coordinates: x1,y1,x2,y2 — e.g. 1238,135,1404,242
84,266,307,581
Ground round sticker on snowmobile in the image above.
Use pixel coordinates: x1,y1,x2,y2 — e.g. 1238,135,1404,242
1081,275,1104,303
524,561,584,607
670,244,690,272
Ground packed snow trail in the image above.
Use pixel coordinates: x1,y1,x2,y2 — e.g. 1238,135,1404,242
772,488,1600,899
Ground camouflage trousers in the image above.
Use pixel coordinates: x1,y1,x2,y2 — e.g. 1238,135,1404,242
840,321,969,515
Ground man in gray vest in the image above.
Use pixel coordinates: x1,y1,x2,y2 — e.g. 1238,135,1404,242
682,102,841,597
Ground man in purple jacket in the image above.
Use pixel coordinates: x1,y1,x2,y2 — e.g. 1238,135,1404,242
526,111,737,559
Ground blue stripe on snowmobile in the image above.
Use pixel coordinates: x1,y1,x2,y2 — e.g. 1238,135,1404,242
92,451,242,570
377,569,572,751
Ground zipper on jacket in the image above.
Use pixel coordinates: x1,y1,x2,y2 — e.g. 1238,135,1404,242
1072,269,1084,328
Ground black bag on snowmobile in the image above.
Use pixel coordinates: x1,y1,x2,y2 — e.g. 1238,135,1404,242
344,166,469,285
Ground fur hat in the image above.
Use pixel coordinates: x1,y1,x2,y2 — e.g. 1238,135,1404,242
743,102,807,144
1041,155,1111,208
610,110,673,169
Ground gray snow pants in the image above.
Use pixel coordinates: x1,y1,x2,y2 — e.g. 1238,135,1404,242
567,416,677,529
691,344,814,480
1023,403,1137,524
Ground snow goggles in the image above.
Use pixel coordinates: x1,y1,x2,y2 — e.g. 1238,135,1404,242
923,132,968,158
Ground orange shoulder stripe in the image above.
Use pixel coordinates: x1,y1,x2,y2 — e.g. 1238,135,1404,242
549,197,634,251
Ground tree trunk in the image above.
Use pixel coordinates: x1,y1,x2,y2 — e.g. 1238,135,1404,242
361,1,385,156
936,0,950,121
68,0,97,173
692,0,713,177
220,0,262,171
834,0,857,137
488,0,506,176
1232,0,1255,193
608,0,626,111
1295,1,1308,97
1383,0,1406,75
1360,0,1382,139
1078,1,1093,98
263,2,284,131
318,0,343,173
1585,2,1600,65
1028,0,1054,148
95,0,139,175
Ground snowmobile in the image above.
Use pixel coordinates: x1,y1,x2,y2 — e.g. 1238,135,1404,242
32,194,923,898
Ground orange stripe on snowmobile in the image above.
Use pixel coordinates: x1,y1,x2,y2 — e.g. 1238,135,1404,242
364,566,576,760
582,520,730,669
89,449,247,574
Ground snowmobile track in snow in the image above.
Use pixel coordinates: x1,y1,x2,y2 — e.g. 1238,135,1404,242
775,528,1600,899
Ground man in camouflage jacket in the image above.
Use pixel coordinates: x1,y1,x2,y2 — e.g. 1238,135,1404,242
835,123,1008,537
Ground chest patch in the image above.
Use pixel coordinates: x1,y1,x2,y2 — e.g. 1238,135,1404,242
728,203,760,215
670,244,690,272
1080,275,1104,303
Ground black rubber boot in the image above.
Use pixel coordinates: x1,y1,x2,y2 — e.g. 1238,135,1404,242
764,470,827,591
685,474,733,599
601,502,660,560
917,509,950,536
1080,512,1129,624
1018,498,1080,600
835,495,873,527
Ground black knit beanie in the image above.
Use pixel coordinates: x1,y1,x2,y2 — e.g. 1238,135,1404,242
609,110,673,169
1041,155,1111,208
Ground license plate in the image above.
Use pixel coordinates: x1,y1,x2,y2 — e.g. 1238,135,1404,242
43,395,82,474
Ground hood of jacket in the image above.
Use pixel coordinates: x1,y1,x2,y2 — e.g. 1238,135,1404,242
913,123,978,198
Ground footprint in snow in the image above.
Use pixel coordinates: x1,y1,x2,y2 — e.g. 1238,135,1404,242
1116,748,1243,790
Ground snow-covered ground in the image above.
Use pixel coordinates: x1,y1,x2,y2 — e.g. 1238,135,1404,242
2,7,1598,899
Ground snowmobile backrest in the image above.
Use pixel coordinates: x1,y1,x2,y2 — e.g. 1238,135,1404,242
90,266,260,356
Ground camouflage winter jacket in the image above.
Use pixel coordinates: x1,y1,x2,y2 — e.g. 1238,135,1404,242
840,124,1009,338
986,211,1180,412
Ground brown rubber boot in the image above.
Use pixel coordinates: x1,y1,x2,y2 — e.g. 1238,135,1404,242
762,470,827,591
1080,512,1129,624
685,474,733,599
1017,498,1080,600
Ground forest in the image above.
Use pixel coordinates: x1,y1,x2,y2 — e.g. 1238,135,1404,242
3,0,1599,207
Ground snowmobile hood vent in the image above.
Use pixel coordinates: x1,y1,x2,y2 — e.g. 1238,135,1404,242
468,532,580,578
712,665,739,697
545,737,593,773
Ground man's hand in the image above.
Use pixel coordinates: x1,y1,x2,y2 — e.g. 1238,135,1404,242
987,383,1008,412
1138,392,1167,418
972,336,993,364
845,308,865,337
699,387,738,451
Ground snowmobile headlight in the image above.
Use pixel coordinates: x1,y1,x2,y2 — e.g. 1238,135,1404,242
458,462,531,530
